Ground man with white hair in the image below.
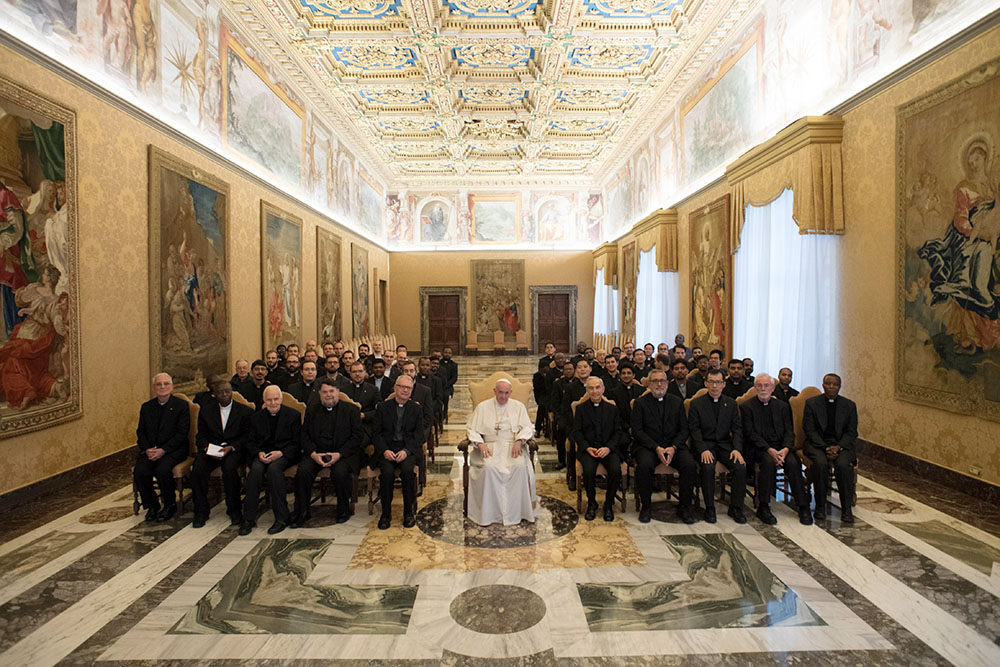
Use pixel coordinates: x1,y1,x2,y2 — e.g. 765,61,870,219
134,373,190,523
465,378,536,526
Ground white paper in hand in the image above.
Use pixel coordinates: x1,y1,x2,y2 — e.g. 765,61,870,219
206,443,225,458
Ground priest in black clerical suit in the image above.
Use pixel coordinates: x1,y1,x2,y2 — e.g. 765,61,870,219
343,361,380,441
631,370,697,524
802,373,858,523
190,378,253,527
667,358,703,401
240,385,301,535
560,359,591,485
134,373,191,522
287,360,321,406
572,377,629,522
740,374,812,526
611,366,645,426
688,368,747,524
372,376,423,529
292,378,364,527
721,359,752,399
773,367,799,404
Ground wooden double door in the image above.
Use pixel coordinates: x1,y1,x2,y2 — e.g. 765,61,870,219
427,294,461,352
536,292,570,353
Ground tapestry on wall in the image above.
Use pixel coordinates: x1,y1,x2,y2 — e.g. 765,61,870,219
896,57,1000,422
148,146,229,394
0,77,82,438
351,243,369,337
621,241,637,343
471,259,524,336
690,195,732,355
260,201,302,352
316,227,342,342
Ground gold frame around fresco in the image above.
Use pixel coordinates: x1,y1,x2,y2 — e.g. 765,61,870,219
894,56,1000,422
689,194,732,356
0,76,82,439
148,145,231,396
260,200,303,353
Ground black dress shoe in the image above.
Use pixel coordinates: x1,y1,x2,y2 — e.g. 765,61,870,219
336,513,351,524
704,506,717,523
638,506,652,524
378,515,391,530
229,515,242,527
267,521,287,535
841,507,855,524
145,508,160,523
603,505,614,522
157,505,177,522
678,505,696,525
555,462,566,471
192,516,207,529
567,478,577,492
755,506,777,525
238,521,254,536
814,507,826,521
584,501,598,521
798,507,814,525
403,514,416,528
728,507,747,524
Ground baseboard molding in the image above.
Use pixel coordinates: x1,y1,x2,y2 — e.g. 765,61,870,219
858,438,999,504
0,446,135,513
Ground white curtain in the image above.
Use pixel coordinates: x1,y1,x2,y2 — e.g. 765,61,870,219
733,188,840,389
593,267,620,336
635,247,680,349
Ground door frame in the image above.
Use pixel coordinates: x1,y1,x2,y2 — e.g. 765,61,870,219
419,286,467,355
530,285,577,355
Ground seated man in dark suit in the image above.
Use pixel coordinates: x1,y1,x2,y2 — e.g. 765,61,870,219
368,357,392,399
400,360,434,447
631,370,697,524
190,377,253,528
287,360,320,405
239,360,271,409
740,374,812,526
572,377,629,522
344,361,379,441
722,358,752,398
688,369,747,524
802,373,859,523
230,359,250,391
611,364,645,426
372,376,423,529
602,354,622,394
631,350,649,381
773,367,800,404
240,385,301,535
134,373,191,523
292,377,364,528
667,358,703,400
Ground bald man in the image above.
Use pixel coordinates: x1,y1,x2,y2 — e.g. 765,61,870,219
572,377,628,522
134,373,191,522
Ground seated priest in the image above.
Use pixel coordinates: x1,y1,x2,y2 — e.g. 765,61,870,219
287,360,320,405
722,358,752,398
465,378,536,526
240,360,271,409
773,367,800,403
611,364,644,426
240,385,301,535
190,376,253,528
134,373,190,523
688,368,747,524
343,361,380,442
291,378,363,528
372,375,423,530
802,373,859,524
667,357,703,400
572,377,629,522
740,374,813,526
631,370,697,524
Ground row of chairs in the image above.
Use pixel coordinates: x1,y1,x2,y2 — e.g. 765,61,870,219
465,330,530,355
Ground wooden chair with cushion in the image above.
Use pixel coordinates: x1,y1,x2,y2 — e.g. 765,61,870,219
457,371,538,516
132,392,201,514
515,330,529,354
735,386,759,504
465,329,479,355
493,330,505,354
572,395,628,514
367,391,424,515
790,386,858,507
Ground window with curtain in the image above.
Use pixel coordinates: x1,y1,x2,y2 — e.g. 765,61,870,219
635,248,679,349
733,188,840,389
593,267,619,336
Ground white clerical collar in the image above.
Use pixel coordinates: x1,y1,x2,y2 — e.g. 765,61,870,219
657,397,663,402
157,398,169,406
325,405,334,411
591,401,600,406
712,397,719,403
827,398,836,403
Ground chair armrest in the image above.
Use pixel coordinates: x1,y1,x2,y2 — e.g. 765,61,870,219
527,437,538,453
457,438,470,452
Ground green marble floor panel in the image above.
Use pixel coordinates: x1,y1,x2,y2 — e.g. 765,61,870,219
0,529,103,589
169,538,417,635
577,533,825,632
890,519,1000,576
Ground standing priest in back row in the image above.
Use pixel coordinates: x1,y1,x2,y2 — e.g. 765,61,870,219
466,378,536,526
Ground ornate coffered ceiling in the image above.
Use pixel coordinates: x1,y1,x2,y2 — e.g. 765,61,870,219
233,0,757,187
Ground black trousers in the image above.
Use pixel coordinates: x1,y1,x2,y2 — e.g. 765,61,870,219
443,393,451,420
804,446,856,506
534,403,548,437
379,445,416,518
699,447,747,509
190,451,244,519
243,456,294,523
552,421,567,465
747,448,810,509
634,446,697,509
134,450,186,511
295,454,358,518
578,449,622,507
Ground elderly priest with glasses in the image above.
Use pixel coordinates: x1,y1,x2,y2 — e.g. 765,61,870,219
465,378,536,526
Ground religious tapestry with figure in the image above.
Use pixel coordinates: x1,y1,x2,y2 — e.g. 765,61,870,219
149,146,229,394
351,243,369,337
471,259,524,336
689,195,731,355
0,77,81,438
316,227,342,342
621,241,637,342
896,56,1000,421
260,202,302,352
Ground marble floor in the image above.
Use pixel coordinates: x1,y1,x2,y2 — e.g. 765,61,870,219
1,356,999,666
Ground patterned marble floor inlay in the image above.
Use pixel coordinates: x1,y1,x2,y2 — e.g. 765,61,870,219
78,506,137,524
0,529,102,588
416,495,578,548
889,519,1000,576
855,497,912,515
171,538,417,635
578,533,825,632
450,584,546,634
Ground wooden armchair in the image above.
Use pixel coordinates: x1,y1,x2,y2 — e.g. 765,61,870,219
465,329,479,355
515,330,529,354
457,371,538,516
790,386,857,507
571,395,628,513
492,329,505,354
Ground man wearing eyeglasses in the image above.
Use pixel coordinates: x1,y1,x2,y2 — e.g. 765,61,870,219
688,368,747,524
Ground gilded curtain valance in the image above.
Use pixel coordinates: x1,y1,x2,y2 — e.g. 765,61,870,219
725,116,844,252
592,242,618,287
631,209,678,272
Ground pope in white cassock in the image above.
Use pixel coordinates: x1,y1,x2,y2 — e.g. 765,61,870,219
465,379,537,526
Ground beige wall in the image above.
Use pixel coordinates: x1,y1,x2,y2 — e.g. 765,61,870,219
0,45,388,495
389,251,594,354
